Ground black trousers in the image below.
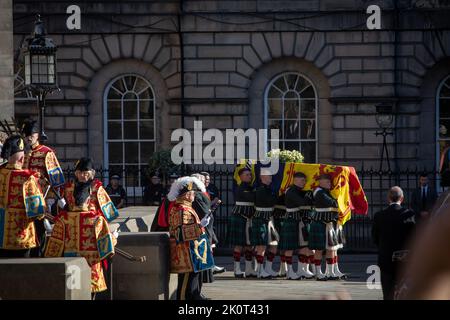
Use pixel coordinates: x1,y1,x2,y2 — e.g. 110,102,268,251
30,219,46,257
177,272,203,300
0,249,31,258
380,268,396,300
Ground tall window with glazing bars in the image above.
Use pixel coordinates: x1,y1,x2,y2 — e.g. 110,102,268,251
104,74,155,187
265,72,318,162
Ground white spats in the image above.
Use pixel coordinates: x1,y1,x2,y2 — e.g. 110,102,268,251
244,259,257,278
264,260,278,277
315,264,327,281
297,262,314,279
325,263,338,280
278,261,287,277
256,262,272,279
286,264,301,280
234,261,244,278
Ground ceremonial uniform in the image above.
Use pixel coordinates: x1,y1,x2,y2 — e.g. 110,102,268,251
23,143,65,191
22,119,65,257
251,184,277,246
44,190,116,293
0,163,46,257
61,178,119,223
281,185,313,250
45,158,118,294
309,187,339,251
168,177,214,300
0,135,46,258
192,190,215,285
273,194,286,246
228,182,255,246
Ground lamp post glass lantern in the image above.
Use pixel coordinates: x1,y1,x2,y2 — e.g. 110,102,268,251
375,104,394,129
23,14,58,141
24,53,56,86
375,104,394,172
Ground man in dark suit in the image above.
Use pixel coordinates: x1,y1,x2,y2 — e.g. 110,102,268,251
410,173,438,223
372,186,416,300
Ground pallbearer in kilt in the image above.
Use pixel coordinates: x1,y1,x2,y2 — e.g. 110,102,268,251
21,119,65,257
0,135,46,258
228,167,256,278
265,193,283,277
310,174,340,280
251,168,278,279
273,193,287,277
283,172,315,279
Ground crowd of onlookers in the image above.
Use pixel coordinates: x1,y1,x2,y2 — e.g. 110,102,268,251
104,171,221,209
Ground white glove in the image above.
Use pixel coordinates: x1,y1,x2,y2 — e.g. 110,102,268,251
44,219,54,233
58,198,67,209
47,199,55,212
200,216,211,227
112,230,119,239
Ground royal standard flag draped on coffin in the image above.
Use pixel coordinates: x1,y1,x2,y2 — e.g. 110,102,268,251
233,160,368,225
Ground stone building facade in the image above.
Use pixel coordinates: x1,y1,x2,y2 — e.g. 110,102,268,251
10,0,450,179
0,0,14,120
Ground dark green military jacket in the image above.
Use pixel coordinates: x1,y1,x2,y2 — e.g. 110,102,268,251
285,185,313,209
234,182,255,203
254,183,277,208
313,188,338,209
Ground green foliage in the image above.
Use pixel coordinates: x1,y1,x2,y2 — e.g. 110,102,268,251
147,149,181,178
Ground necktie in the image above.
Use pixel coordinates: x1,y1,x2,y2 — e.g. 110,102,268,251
422,187,427,211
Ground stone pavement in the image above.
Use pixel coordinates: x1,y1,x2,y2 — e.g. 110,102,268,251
202,254,382,300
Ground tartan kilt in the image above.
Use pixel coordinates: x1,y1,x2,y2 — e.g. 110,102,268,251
226,214,248,246
232,204,255,218
337,224,346,248
327,223,345,250
274,216,283,234
273,207,285,219
278,218,299,250
298,219,311,248
249,217,268,246
308,221,327,251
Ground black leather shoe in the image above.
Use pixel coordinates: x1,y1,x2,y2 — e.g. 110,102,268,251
199,294,210,300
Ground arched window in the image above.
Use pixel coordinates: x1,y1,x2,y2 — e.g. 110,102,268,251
264,72,318,162
438,75,450,171
104,74,155,187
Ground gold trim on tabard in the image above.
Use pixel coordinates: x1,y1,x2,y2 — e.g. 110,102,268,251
193,238,208,264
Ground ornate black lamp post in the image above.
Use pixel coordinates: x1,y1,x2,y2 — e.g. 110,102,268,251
375,104,394,172
23,14,58,141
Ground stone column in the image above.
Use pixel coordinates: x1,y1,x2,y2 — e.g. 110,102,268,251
0,0,14,119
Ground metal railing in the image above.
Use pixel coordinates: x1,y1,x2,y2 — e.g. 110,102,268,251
63,165,442,252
